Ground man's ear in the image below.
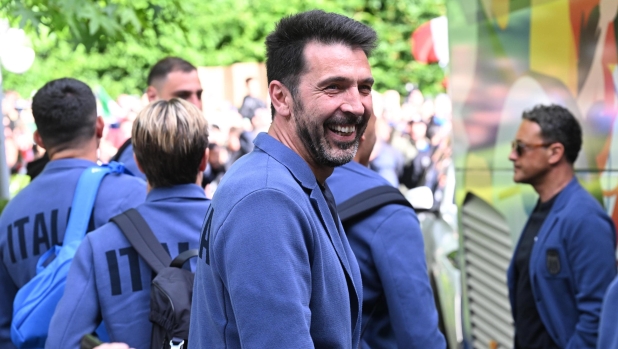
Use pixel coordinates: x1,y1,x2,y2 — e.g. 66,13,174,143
146,86,158,103
269,81,292,118
95,116,104,139
548,143,565,165
199,148,209,172
33,130,45,149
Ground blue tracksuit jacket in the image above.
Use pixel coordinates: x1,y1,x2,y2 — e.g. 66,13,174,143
598,275,618,349
0,159,146,349
507,178,617,349
189,133,363,349
116,143,146,181
328,162,446,349
45,184,210,349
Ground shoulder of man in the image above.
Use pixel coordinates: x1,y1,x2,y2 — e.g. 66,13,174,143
98,172,146,200
328,162,394,202
559,181,610,219
216,149,305,203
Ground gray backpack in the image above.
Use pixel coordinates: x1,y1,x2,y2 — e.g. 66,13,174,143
111,209,198,349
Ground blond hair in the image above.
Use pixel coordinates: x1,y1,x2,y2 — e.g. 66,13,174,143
133,98,209,187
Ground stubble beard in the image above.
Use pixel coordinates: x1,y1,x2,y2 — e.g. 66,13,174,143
293,98,365,168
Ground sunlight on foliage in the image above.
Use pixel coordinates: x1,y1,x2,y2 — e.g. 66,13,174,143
0,0,446,101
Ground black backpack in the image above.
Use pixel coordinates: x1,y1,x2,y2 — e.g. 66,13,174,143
111,209,198,349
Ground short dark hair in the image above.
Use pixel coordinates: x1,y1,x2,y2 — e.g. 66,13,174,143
133,98,209,188
147,57,197,86
31,78,97,150
265,10,377,106
522,104,582,164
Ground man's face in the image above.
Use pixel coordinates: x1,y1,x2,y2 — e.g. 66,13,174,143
509,119,551,184
291,41,374,167
154,70,203,110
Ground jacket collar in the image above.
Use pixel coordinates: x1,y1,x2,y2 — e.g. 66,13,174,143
545,177,579,214
41,158,98,174
253,133,319,190
146,183,207,203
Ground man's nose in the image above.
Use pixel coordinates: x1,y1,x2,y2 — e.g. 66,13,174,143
340,89,365,116
508,147,518,161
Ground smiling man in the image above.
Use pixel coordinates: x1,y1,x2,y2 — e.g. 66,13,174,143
507,104,616,349
189,10,376,349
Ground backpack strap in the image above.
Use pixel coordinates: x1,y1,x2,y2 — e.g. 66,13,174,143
111,209,172,274
337,185,412,223
110,138,132,162
336,185,412,341
171,249,199,268
62,163,124,247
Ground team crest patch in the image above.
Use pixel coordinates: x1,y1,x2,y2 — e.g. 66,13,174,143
546,249,561,275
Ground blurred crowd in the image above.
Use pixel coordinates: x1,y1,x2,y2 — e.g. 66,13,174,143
1,83,452,203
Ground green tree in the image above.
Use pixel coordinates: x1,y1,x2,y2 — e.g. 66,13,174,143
1,0,446,100
0,0,185,50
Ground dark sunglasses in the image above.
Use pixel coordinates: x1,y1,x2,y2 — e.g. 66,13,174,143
511,141,551,156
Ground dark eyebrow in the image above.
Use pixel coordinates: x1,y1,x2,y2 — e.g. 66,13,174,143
172,89,202,96
361,77,375,85
318,76,374,87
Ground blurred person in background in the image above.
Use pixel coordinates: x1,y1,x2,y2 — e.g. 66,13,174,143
46,98,210,349
238,77,266,120
405,86,424,109
400,117,437,190
2,128,30,202
328,112,446,348
202,143,228,197
381,89,402,124
0,78,146,348
104,94,143,154
226,126,245,164
113,57,203,179
507,104,616,349
238,107,271,155
369,117,403,187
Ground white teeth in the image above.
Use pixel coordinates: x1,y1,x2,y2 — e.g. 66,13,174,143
331,125,355,133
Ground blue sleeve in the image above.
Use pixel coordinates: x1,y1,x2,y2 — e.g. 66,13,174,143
213,190,313,347
371,207,446,349
45,236,101,349
565,210,617,349
599,276,618,349
0,260,17,349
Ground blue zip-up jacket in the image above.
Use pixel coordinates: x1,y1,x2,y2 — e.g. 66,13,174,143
189,133,363,349
46,184,209,349
328,162,446,349
116,143,146,181
0,159,146,349
598,275,618,349
507,177,617,349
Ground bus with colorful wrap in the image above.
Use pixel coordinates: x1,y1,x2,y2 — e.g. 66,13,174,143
441,0,618,348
